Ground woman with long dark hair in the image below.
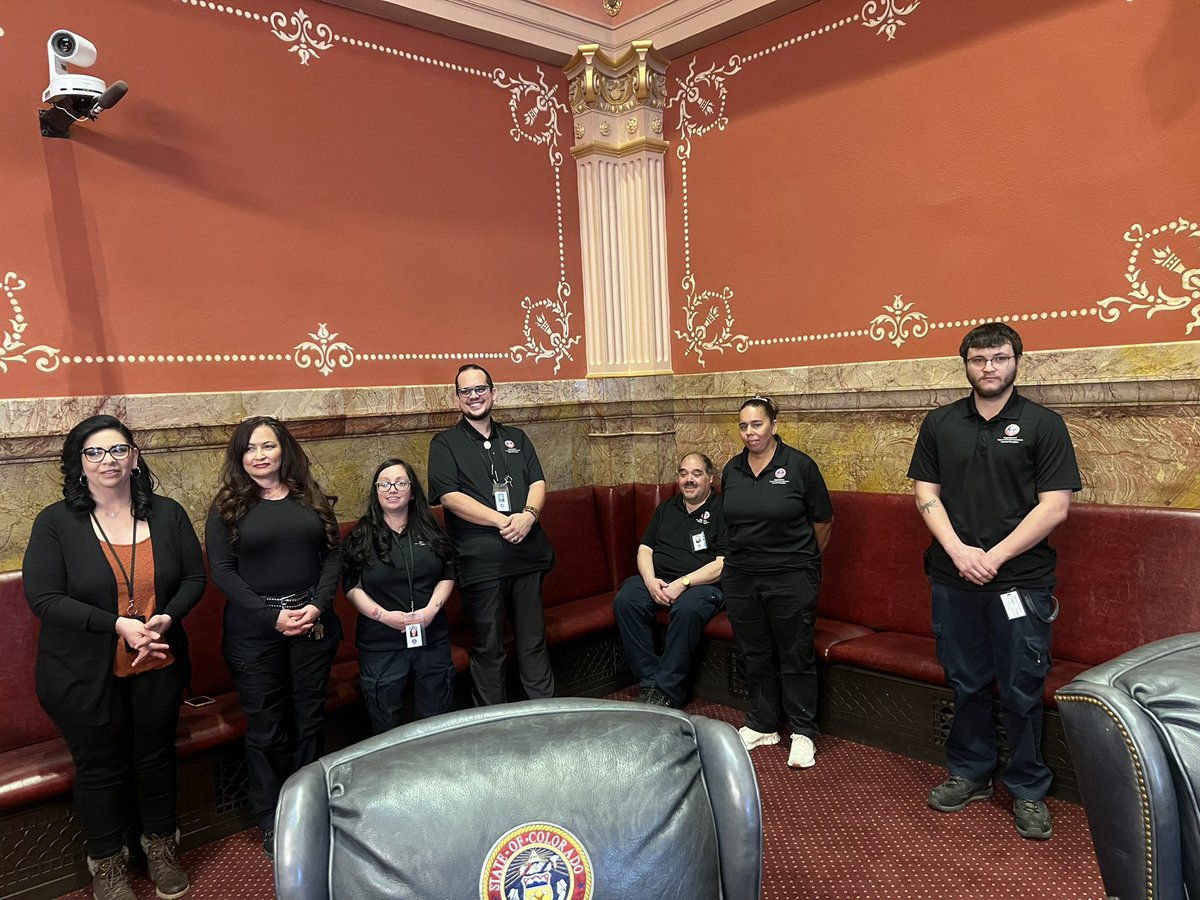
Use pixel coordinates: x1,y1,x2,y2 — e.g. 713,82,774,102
204,416,341,858
343,458,456,732
24,415,205,900
721,396,834,770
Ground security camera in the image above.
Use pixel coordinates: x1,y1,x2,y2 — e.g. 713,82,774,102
39,30,128,139
43,30,103,103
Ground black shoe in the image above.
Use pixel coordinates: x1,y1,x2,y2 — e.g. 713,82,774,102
645,686,673,707
1013,798,1053,839
927,775,993,812
262,828,275,860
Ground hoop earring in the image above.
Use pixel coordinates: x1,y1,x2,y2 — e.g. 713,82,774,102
79,474,87,486
131,467,142,478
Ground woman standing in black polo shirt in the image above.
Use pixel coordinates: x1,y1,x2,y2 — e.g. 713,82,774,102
343,458,456,733
205,416,342,858
721,396,833,769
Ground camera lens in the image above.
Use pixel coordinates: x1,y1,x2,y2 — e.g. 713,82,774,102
52,32,76,55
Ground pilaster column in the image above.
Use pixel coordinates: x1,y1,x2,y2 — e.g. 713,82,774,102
566,42,671,376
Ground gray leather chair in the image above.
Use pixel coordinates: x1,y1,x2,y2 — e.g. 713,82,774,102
274,698,762,899
1056,633,1200,900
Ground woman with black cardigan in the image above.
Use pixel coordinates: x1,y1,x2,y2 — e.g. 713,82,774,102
204,416,341,859
23,415,205,900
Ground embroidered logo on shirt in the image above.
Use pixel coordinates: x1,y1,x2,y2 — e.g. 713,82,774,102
998,423,1024,445
481,822,593,900
695,510,711,524
769,466,790,485
504,439,521,454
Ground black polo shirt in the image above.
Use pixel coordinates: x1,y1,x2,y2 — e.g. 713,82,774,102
345,534,455,651
427,417,554,587
907,388,1082,590
721,439,833,574
641,491,728,582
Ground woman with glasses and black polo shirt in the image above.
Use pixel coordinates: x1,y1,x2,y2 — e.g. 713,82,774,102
24,415,205,900
342,458,456,733
205,416,341,858
721,396,833,770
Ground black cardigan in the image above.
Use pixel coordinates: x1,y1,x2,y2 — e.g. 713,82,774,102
23,495,207,725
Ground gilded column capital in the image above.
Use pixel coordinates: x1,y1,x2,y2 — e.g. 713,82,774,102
565,41,670,116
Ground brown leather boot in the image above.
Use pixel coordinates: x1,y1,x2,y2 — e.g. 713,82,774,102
141,831,191,899
87,850,135,900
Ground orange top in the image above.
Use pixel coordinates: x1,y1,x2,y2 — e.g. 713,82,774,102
100,535,175,677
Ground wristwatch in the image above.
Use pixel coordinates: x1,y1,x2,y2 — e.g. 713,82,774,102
681,576,691,588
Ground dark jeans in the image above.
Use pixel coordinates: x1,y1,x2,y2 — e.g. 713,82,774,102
723,566,820,737
930,579,1054,799
223,619,341,831
358,640,456,734
52,665,184,858
459,572,554,706
613,576,724,706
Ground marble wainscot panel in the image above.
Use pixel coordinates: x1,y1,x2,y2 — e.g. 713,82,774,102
1,342,1196,569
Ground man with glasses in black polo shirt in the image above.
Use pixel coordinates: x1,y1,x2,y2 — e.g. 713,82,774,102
908,322,1081,841
613,452,727,708
427,364,555,706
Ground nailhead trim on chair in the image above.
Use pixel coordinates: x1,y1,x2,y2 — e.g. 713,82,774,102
1056,693,1154,900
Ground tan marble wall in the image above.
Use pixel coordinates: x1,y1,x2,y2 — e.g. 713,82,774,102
3,342,1197,571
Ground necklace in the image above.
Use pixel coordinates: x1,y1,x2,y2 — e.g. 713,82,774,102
260,483,289,500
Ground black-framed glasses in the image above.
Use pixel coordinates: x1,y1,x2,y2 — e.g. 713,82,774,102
82,444,132,462
375,480,412,492
456,385,491,398
966,354,1014,369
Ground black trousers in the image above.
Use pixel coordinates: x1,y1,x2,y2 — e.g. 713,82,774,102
223,617,341,831
459,572,554,706
52,664,184,858
357,639,456,734
722,565,820,737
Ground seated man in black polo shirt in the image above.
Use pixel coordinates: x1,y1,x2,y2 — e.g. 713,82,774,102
614,452,726,708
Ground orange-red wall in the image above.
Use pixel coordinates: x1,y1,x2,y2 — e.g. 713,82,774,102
665,0,1200,372
0,0,584,399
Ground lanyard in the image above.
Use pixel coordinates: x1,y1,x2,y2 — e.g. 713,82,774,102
93,513,138,616
471,422,513,487
393,529,416,613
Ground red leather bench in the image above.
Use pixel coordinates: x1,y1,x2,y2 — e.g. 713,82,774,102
6,486,1197,815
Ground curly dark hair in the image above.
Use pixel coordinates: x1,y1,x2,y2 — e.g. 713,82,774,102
61,415,158,519
343,458,452,586
212,416,338,548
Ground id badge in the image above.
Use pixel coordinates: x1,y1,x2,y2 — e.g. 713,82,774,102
690,530,708,552
493,482,511,512
406,622,426,648
1000,590,1026,620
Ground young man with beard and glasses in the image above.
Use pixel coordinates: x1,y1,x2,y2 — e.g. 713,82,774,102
427,364,555,705
613,452,727,708
908,322,1081,840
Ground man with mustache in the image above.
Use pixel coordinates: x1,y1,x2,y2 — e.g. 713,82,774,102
909,322,1081,840
613,452,727,708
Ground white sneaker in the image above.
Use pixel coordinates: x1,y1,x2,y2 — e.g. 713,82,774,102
788,733,815,768
738,726,781,750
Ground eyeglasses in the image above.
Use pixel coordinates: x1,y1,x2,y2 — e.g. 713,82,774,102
456,385,491,398
82,444,132,462
966,354,1014,369
375,481,412,492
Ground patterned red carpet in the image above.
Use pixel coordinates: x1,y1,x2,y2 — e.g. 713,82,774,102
58,694,1106,899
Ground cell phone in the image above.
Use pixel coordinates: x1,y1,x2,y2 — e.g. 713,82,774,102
184,695,216,708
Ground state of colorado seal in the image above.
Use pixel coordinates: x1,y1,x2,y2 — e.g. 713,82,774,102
480,822,593,900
